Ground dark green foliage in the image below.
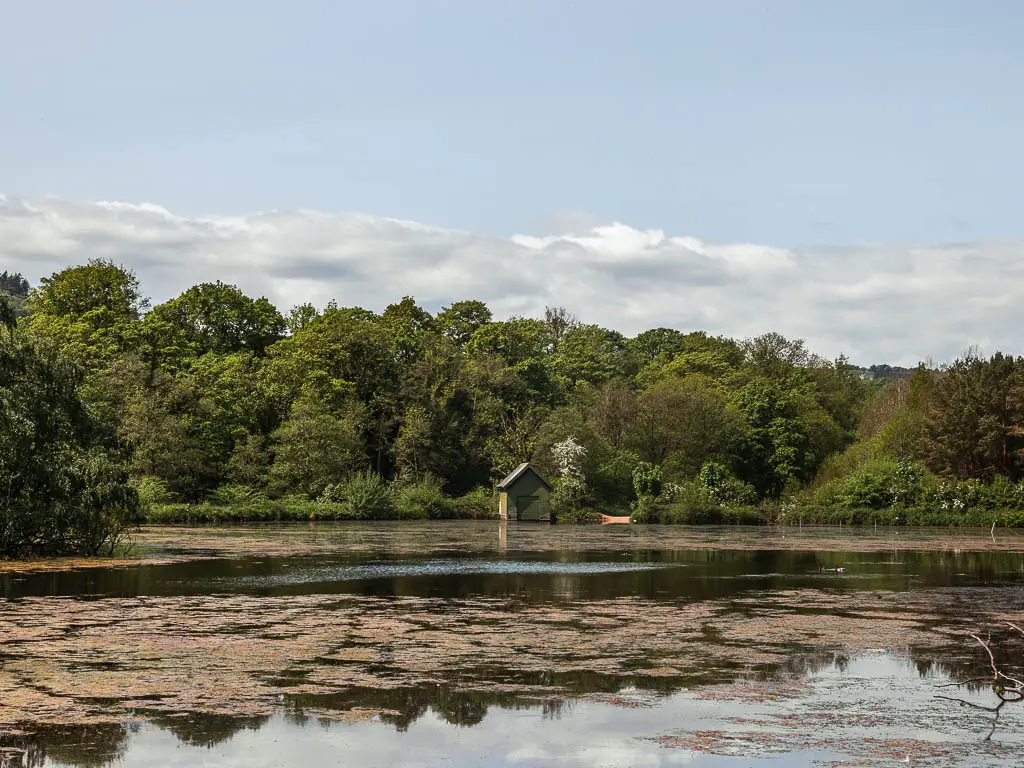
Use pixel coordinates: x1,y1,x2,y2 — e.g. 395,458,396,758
451,487,497,519
143,282,286,368
269,397,366,499
922,352,1024,481
0,271,30,298
0,335,137,556
0,271,29,333
144,487,498,523
17,258,1024,533
436,300,492,348
632,462,663,498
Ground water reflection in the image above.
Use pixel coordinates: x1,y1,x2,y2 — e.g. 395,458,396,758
2,524,1024,766
4,651,1019,767
3,547,1021,601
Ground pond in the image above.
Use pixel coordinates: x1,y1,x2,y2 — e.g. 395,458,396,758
2,522,1024,766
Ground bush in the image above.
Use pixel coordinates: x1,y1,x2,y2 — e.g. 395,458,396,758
134,476,177,508
978,476,1024,511
207,484,268,506
629,493,661,524
662,482,721,521
557,508,602,524
697,461,757,505
142,485,502,524
452,488,498,519
632,462,663,498
627,481,767,525
393,477,454,520
0,335,140,556
329,472,394,520
832,459,925,510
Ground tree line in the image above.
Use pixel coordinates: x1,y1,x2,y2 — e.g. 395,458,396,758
3,259,1024,553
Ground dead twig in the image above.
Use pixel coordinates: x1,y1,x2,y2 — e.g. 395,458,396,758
937,625,1024,741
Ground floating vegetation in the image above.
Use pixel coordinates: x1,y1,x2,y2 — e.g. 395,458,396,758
2,523,1024,765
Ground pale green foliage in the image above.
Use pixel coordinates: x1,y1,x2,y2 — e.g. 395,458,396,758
831,459,926,509
319,472,394,518
133,476,177,507
392,476,453,519
207,484,269,506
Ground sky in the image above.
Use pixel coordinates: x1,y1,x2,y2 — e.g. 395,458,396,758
1,0,1022,365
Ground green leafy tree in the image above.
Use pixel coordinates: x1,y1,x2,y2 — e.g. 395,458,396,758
627,328,686,367
733,377,842,497
0,271,30,325
118,372,221,500
25,260,147,369
436,300,492,348
742,332,815,379
224,434,272,489
554,324,630,387
0,271,30,298
379,296,436,364
0,334,137,555
629,376,744,473
269,396,367,498
143,281,285,369
922,352,1024,481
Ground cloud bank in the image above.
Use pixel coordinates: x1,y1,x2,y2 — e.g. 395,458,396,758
0,193,1015,366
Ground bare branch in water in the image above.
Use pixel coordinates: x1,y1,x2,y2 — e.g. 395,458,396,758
938,627,1024,741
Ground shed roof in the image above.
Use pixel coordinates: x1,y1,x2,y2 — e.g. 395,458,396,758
497,462,552,490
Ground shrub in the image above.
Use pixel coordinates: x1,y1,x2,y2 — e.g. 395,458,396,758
0,336,139,556
632,462,663,498
452,488,498,519
557,508,602,524
207,484,268,506
697,461,757,505
977,476,1024,511
134,476,177,508
331,472,394,520
629,493,661,523
927,479,982,514
393,477,454,520
658,483,723,524
832,459,925,510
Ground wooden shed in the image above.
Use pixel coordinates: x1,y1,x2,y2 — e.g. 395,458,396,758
497,463,553,522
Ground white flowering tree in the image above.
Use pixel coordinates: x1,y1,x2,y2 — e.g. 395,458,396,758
552,435,587,510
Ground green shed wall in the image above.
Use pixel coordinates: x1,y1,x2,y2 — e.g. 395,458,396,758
505,471,551,522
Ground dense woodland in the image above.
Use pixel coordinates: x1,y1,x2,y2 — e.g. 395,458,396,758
3,259,1024,554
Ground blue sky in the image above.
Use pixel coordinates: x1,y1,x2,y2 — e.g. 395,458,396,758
3,0,1021,245
2,1,1023,364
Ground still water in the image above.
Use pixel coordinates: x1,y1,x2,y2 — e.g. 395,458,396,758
1,523,1023,766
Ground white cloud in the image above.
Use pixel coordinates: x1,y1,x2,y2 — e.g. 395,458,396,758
0,193,1018,366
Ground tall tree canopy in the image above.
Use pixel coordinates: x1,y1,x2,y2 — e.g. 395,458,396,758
24,259,1019,524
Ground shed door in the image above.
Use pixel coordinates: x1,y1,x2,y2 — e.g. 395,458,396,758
517,496,541,521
